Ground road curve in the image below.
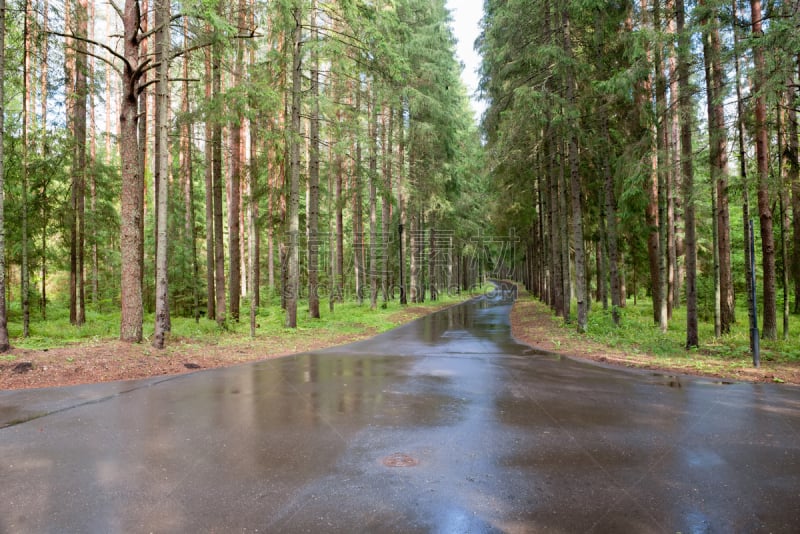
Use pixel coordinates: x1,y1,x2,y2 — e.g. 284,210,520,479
1,288,799,533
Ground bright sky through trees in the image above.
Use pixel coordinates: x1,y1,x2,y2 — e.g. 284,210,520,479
447,1,486,121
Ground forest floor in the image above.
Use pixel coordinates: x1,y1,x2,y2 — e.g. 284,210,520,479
510,297,800,386
2,297,799,390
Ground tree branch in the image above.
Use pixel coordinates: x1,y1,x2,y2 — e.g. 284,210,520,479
108,0,124,21
47,30,130,72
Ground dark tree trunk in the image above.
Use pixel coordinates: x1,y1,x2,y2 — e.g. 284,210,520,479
563,6,586,332
790,61,800,314
119,0,145,343
308,0,321,318
677,0,698,347
0,0,11,350
654,0,669,332
382,105,393,303
733,0,755,349
751,0,778,340
602,115,622,325
285,3,302,327
368,90,379,310
212,38,227,326
152,0,170,349
637,0,661,326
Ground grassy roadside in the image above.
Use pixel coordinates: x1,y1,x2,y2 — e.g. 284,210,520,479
1,289,488,390
510,289,800,385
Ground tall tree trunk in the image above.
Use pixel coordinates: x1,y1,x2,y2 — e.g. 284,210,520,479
40,0,50,319
119,0,145,343
637,0,661,325
603,115,622,325
397,105,407,305
204,45,215,320
428,225,437,301
248,124,259,335
353,88,364,305
751,0,778,340
732,0,755,349
248,0,259,331
409,196,418,304
702,3,734,334
285,3,302,327
654,0,669,332
667,0,681,312
335,117,344,303
368,89,379,310
76,0,88,327
228,0,247,323
677,0,698,348
64,0,77,324
563,6,587,332
778,98,791,339
558,145,571,322
790,60,800,314
22,0,33,336
547,133,563,316
212,37,227,326
0,0,10,350
137,0,147,301
89,0,98,307
307,0,321,318
382,105,393,303
152,0,170,349
182,20,199,323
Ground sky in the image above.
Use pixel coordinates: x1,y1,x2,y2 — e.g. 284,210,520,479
446,1,487,122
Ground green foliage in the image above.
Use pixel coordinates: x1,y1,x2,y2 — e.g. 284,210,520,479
575,296,800,364
9,289,482,350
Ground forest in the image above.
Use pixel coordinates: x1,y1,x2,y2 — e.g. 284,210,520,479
481,0,800,353
0,0,487,350
0,0,798,358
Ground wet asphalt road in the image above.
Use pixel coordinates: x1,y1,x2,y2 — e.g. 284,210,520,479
1,290,799,533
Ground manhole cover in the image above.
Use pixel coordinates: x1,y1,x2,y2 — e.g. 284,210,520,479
382,452,418,467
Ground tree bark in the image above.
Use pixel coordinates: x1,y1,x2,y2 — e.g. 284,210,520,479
751,0,778,340
791,60,800,314
285,3,302,327
212,37,226,326
702,3,733,335
558,144,570,322
563,6,587,332
119,0,145,343
152,0,170,349
667,0,681,312
0,0,11,350
228,0,247,323
22,0,33,336
637,0,661,326
369,89,379,310
204,44,215,320
137,0,147,303
382,105,393,303
397,105,407,305
40,0,50,319
182,19,199,323
677,0,698,348
654,0,669,332
248,0,259,331
778,98,790,339
353,87,364,305
603,115,622,325
732,0,755,350
308,0,321,318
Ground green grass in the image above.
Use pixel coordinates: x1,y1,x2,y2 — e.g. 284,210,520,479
5,286,490,351
562,296,800,365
